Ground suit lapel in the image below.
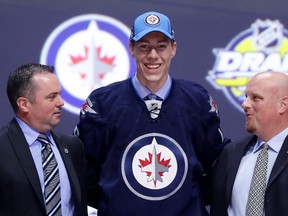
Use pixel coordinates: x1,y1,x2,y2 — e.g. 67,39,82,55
267,135,288,187
8,119,45,208
226,135,256,201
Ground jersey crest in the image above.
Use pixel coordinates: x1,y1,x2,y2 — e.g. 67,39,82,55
121,133,188,201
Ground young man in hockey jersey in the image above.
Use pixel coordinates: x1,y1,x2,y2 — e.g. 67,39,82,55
74,11,229,216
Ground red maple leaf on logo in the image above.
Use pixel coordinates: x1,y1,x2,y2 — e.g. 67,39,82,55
138,152,171,187
69,45,116,80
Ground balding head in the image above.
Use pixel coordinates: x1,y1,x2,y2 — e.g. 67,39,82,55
242,71,288,141
248,71,288,96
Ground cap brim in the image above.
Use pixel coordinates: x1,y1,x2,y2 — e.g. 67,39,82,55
132,28,173,41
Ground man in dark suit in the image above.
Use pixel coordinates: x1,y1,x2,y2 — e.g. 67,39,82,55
211,71,288,216
0,63,87,216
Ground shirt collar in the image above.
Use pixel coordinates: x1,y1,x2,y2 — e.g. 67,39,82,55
132,74,172,100
15,117,53,146
254,127,288,153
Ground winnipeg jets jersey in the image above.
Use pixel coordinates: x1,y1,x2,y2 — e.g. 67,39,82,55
75,78,226,216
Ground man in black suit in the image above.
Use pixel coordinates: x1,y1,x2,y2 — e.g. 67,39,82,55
211,71,288,216
0,63,87,216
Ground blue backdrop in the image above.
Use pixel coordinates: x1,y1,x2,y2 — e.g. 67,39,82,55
1,0,288,141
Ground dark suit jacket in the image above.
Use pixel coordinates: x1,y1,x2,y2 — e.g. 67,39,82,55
211,134,288,216
0,118,87,216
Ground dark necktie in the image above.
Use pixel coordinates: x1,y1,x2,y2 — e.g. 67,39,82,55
143,93,163,101
246,143,269,216
38,133,62,216
143,93,163,119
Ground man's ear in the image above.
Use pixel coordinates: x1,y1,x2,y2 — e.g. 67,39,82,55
129,42,135,57
171,41,177,58
17,97,30,113
279,96,288,114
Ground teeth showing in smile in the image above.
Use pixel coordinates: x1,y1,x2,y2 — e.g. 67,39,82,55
146,64,160,69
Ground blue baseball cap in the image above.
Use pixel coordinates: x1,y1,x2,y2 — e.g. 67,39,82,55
130,11,175,42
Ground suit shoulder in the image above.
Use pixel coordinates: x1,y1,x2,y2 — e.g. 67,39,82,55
223,134,255,152
0,118,21,139
53,131,83,144
0,124,8,135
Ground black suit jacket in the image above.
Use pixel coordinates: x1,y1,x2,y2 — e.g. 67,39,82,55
0,118,87,216
211,134,288,216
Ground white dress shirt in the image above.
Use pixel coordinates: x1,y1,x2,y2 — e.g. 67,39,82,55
228,127,288,216
16,117,75,216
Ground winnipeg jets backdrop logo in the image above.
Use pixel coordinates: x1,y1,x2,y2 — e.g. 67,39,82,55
40,14,135,114
121,133,188,201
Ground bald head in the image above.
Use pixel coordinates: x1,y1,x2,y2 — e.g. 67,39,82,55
248,72,288,96
242,71,288,141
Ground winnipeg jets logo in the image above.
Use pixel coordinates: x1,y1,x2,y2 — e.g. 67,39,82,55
122,133,188,201
208,95,218,114
68,21,116,89
40,14,135,114
81,98,97,115
145,14,160,25
138,137,173,188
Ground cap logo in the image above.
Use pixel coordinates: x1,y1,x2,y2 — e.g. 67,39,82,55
145,14,160,26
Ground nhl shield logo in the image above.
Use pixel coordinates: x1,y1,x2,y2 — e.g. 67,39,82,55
121,133,188,201
40,14,135,114
252,19,283,51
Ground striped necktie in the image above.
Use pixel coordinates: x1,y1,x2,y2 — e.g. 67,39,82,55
38,133,62,216
245,143,269,216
